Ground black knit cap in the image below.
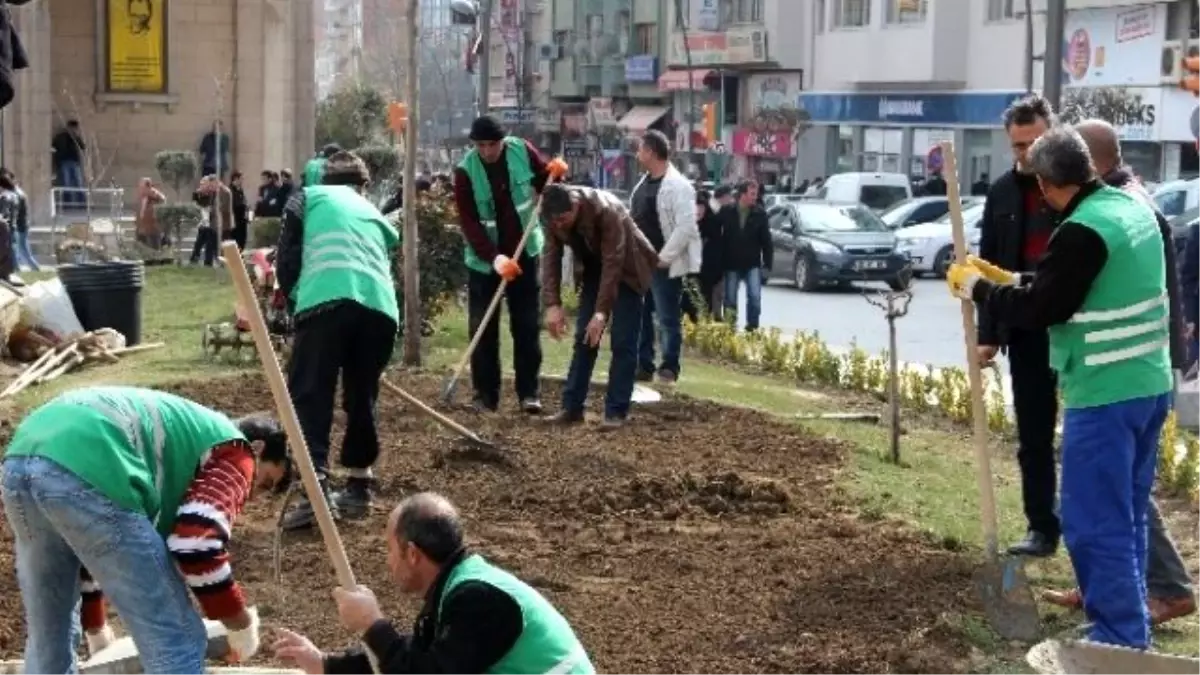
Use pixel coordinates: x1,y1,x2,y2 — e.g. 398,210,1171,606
469,115,506,142
713,185,733,199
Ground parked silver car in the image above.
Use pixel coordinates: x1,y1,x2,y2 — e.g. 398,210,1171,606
894,201,987,278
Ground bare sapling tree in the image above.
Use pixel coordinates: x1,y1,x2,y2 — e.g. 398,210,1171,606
863,282,914,465
401,0,421,365
208,68,236,245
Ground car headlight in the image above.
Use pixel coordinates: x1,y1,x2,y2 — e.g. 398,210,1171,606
896,237,928,248
809,239,841,255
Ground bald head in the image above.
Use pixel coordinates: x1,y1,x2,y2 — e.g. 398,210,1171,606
1074,119,1120,175
390,492,464,564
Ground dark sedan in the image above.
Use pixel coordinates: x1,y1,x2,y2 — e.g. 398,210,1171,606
765,201,912,292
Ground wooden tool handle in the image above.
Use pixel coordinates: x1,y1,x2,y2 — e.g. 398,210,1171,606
221,242,358,589
940,142,1001,557
381,377,481,439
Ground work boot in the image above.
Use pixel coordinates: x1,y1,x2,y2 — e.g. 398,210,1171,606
545,409,584,426
334,477,374,520
520,397,543,415
280,477,338,531
656,368,678,385
1006,530,1058,557
1149,595,1197,625
471,396,498,414
635,369,655,383
1041,588,1082,611
598,416,626,432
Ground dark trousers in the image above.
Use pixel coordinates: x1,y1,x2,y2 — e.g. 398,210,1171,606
698,274,721,317
681,275,701,324
466,255,542,406
1008,328,1061,539
190,227,218,266
563,278,643,419
638,270,683,376
224,224,247,251
287,302,396,475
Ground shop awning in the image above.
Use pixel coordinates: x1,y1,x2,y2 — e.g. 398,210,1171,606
657,69,714,93
618,106,670,133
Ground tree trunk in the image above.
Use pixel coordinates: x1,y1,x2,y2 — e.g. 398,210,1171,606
402,0,422,365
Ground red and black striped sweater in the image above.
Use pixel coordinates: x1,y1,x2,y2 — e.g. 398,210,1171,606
80,441,254,632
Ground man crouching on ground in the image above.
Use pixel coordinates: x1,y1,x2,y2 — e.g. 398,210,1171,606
539,183,659,429
1,386,292,672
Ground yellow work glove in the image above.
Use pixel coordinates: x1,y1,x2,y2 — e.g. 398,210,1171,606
946,262,985,301
965,254,1018,286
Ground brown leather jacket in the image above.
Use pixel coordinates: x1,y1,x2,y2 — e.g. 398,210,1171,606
542,187,658,317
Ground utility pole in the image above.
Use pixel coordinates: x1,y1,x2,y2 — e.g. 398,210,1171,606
1043,0,1066,111
402,0,422,365
673,0,695,155
1022,0,1034,94
478,0,494,115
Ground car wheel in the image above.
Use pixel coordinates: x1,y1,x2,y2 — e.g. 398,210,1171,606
887,268,913,292
932,245,954,279
793,254,819,292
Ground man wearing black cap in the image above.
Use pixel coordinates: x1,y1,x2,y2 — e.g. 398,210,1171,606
453,115,552,414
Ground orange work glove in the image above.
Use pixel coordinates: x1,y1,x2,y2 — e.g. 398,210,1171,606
493,254,521,282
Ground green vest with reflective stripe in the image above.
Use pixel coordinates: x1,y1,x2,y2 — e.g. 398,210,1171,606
4,386,244,537
439,555,594,675
457,136,544,273
304,157,326,187
295,185,400,324
1048,185,1172,409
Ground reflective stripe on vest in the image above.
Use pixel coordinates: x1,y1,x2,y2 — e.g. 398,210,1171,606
545,646,588,675
302,230,392,288
1068,291,1168,367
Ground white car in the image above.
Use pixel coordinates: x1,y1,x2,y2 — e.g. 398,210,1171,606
894,202,986,277
1153,179,1199,219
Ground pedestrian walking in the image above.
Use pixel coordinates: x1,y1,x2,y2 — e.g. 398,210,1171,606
718,180,772,331
452,115,552,413
1,169,36,271
948,126,1174,649
976,94,1062,558
274,151,400,531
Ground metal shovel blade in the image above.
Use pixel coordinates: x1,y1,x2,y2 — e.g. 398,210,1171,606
973,555,1042,642
1027,639,1200,674
439,376,459,406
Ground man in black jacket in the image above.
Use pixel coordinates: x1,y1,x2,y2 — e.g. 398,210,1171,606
719,180,772,331
1039,118,1197,625
977,94,1061,557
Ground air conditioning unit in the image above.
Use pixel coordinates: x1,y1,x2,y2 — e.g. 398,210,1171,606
1162,40,1184,83
538,43,562,60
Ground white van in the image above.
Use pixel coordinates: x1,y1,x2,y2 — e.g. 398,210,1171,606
814,172,913,211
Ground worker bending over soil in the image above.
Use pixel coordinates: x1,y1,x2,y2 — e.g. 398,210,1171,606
453,114,551,414
272,492,594,674
1,386,292,672
539,184,659,429
947,126,1173,649
276,150,401,531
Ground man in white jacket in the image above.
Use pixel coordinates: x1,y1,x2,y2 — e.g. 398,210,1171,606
631,130,700,384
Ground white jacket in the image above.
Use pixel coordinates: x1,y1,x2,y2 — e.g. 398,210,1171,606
632,163,700,278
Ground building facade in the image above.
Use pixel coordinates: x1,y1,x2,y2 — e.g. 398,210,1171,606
5,0,316,222
319,0,364,99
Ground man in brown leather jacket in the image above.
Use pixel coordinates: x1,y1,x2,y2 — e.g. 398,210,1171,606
540,184,658,429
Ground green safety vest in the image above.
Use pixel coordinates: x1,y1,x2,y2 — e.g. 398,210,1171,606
439,555,594,675
5,386,245,536
294,185,400,324
457,136,544,273
304,157,326,187
1048,185,1172,409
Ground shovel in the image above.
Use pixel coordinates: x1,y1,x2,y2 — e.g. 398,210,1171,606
382,376,502,453
1026,639,1200,674
941,142,1041,642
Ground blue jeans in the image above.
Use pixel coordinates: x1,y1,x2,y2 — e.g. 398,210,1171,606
638,270,683,376
1,456,208,673
1061,393,1170,649
562,279,643,419
723,267,763,330
57,160,84,206
12,230,39,271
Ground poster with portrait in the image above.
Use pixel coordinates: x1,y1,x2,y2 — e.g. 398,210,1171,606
107,0,166,93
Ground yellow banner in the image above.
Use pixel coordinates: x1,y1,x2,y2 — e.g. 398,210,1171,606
106,0,165,93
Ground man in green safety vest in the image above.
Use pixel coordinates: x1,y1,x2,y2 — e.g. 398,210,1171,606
946,126,1173,649
2,387,293,672
452,115,552,414
303,144,342,187
271,492,595,674
275,150,401,531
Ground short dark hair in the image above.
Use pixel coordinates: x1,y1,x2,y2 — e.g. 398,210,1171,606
540,184,574,218
67,119,79,128
736,179,758,194
322,151,370,187
713,184,733,199
1003,94,1056,129
234,414,292,493
640,130,670,161
321,143,342,158
395,493,464,564
230,170,243,181
280,169,293,180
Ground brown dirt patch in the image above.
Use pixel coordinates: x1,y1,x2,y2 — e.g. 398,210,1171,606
0,373,978,672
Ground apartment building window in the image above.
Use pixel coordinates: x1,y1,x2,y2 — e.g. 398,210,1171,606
735,0,763,23
986,0,1015,22
815,0,826,34
886,0,927,25
831,0,870,29
634,23,657,54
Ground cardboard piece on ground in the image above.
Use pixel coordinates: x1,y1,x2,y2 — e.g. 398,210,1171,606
80,619,229,674
631,383,661,404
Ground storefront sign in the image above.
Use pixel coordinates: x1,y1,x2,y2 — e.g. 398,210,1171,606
562,139,589,158
589,98,618,128
561,106,589,136
1063,4,1164,88
668,26,769,66
625,55,658,83
747,72,801,116
494,108,537,126
694,0,720,31
535,108,561,133
798,91,1025,127
106,0,166,93
732,129,793,158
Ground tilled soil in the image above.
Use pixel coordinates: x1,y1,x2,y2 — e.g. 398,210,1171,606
0,374,978,673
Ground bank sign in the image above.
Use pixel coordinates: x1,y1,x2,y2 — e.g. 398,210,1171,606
797,91,1026,127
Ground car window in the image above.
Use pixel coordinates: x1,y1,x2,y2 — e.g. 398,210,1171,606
859,185,910,211
1156,189,1187,218
768,207,786,231
880,201,914,228
813,186,828,199
934,202,986,225
910,200,949,224
795,204,889,232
